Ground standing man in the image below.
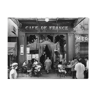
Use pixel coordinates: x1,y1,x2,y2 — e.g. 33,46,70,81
74,59,85,79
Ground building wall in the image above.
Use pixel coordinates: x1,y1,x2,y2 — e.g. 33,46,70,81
74,18,89,58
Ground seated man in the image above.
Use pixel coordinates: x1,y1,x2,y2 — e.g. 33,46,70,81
34,64,42,72
57,62,66,77
74,59,85,79
32,59,38,67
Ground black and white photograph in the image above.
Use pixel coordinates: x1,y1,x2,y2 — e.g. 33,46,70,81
8,17,89,79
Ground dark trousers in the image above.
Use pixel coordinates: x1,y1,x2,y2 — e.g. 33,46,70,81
84,70,88,79
72,71,76,79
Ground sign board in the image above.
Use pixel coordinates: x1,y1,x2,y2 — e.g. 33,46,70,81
20,45,24,55
25,26,68,30
32,54,39,60
75,35,88,42
26,47,30,54
25,26,69,30
27,54,31,60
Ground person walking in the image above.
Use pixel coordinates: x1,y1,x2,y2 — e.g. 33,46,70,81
44,57,52,73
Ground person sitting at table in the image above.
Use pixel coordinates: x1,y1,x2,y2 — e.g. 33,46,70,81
74,59,85,79
57,62,66,77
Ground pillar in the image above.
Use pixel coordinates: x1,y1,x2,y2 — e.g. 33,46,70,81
68,33,75,61
18,29,26,67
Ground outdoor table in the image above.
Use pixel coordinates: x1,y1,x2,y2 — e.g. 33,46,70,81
63,64,75,76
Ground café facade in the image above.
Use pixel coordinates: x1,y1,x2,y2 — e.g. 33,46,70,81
8,18,89,67
8,18,18,67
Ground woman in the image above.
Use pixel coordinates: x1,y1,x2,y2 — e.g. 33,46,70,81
44,57,52,73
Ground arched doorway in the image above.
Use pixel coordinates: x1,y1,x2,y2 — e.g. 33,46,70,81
39,34,54,69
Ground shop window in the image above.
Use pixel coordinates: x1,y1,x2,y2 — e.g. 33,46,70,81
80,42,88,57
8,37,17,42
54,35,67,61
26,35,39,62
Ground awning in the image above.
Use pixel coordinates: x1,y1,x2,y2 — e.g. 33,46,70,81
8,19,18,37
8,42,17,55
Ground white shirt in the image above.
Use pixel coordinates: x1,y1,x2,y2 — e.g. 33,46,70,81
35,65,41,71
9,69,17,79
86,60,89,69
58,64,62,68
75,63,85,79
58,64,66,73
33,61,38,65
23,62,26,66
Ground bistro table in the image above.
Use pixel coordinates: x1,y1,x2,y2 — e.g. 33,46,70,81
63,64,76,76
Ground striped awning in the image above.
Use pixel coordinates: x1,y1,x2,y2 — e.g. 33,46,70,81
8,42,17,55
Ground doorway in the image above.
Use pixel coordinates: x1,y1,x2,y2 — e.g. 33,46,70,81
39,34,54,69
25,33,67,68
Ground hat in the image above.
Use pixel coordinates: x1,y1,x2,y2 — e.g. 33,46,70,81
11,63,18,67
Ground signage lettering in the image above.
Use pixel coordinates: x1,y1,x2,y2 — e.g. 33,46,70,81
76,35,88,42
25,26,68,30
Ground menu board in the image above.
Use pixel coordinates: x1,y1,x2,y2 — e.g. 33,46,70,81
27,54,31,60
32,54,39,60
20,45,24,55
26,47,30,54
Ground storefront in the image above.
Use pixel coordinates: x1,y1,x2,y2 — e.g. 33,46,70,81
8,18,18,68
75,34,88,58
74,18,89,58
18,18,77,67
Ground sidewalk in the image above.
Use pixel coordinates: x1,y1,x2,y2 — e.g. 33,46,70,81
17,73,72,79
